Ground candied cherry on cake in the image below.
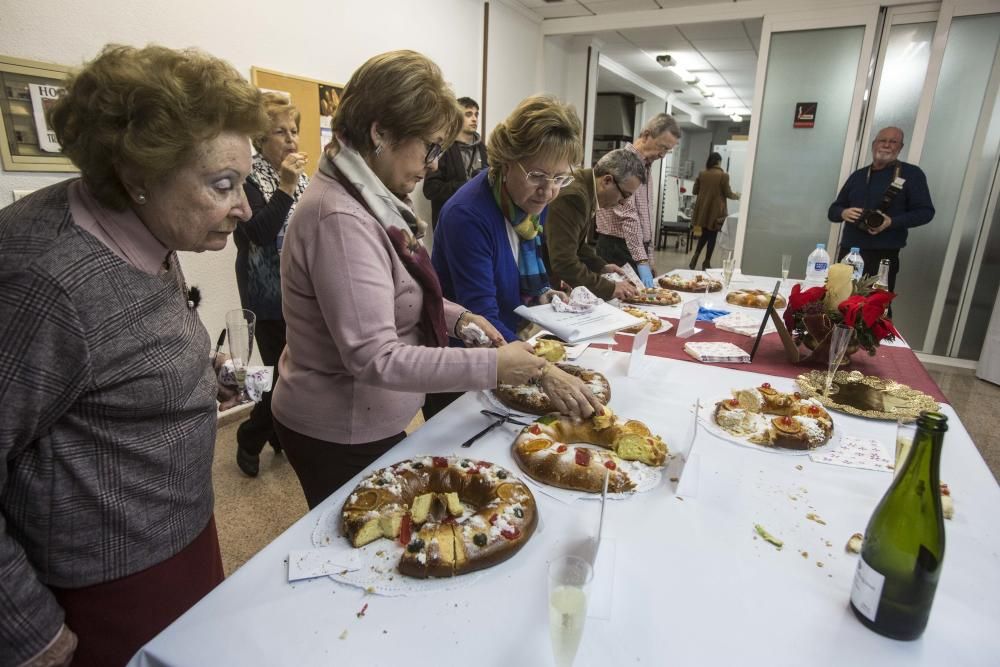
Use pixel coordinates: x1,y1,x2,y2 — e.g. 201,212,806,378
604,460,617,471
528,425,542,435
489,514,498,525
808,405,821,415
727,398,739,407
575,448,591,466
501,528,521,541
557,445,568,453
780,416,793,425
398,514,412,546
432,456,448,468
761,382,772,389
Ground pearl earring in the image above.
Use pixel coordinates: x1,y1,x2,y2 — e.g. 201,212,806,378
136,193,147,204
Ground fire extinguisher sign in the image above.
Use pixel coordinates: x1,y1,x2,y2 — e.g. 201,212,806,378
794,102,817,128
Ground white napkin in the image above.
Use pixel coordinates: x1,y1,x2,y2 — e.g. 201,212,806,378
809,435,894,472
458,321,491,346
220,361,273,402
551,286,602,314
714,311,776,337
682,342,750,363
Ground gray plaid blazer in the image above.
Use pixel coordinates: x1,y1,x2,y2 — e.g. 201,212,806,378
0,180,217,665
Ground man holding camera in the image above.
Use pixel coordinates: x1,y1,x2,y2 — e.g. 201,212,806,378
827,126,934,292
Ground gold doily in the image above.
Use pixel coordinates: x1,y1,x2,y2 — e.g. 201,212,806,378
795,370,939,422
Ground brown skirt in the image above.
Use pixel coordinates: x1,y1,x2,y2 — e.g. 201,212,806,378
51,515,224,667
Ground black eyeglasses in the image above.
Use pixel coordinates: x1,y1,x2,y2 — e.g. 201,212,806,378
611,176,631,201
423,141,444,165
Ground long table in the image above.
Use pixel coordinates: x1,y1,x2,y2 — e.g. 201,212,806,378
130,274,1000,666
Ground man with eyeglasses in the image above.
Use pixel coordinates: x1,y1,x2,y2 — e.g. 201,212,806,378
544,148,646,301
423,97,489,228
595,113,682,288
828,126,934,292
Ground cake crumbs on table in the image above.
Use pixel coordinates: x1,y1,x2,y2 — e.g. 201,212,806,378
800,551,809,558
339,630,348,640
816,561,825,567
806,512,827,525
795,464,803,470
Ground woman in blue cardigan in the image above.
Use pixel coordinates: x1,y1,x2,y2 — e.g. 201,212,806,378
430,95,601,418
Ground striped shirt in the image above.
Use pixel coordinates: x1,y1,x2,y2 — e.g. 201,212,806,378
595,143,653,263
0,181,217,665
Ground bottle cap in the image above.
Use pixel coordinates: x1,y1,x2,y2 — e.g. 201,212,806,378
850,247,859,253
816,243,825,249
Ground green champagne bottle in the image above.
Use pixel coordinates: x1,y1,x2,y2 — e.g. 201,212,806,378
850,411,947,640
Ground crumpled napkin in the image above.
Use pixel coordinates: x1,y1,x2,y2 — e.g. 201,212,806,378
458,321,491,347
220,360,274,403
550,286,601,314
696,307,731,322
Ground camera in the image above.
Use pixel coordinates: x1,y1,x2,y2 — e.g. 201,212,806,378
859,209,885,229
656,54,675,67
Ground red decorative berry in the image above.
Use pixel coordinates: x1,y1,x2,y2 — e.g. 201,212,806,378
762,382,772,389
432,456,448,468
489,514,498,525
398,514,412,546
467,466,480,475
557,445,568,453
780,416,793,425
501,528,521,540
529,425,542,435
575,448,591,467
728,399,739,407
809,405,820,415
604,460,617,471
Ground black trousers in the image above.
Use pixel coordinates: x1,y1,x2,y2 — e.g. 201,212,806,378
273,419,406,509
691,229,719,267
237,319,286,455
422,391,463,420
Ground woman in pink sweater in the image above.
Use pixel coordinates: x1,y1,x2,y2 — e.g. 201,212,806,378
272,51,601,508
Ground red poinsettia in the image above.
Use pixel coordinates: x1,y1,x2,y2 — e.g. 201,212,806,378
785,279,898,355
783,283,827,332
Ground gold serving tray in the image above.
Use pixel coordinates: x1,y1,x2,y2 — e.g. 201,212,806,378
796,370,940,422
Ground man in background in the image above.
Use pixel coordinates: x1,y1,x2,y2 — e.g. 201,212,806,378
545,148,646,301
423,96,489,228
595,113,681,288
828,126,934,292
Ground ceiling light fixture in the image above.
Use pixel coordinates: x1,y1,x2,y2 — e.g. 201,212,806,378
730,113,743,123
655,54,698,83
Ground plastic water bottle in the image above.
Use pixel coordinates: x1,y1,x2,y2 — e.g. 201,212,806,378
841,247,865,281
805,243,830,282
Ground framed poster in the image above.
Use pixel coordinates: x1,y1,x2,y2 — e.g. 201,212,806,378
0,55,76,172
251,67,343,176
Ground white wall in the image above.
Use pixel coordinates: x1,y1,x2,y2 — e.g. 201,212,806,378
0,0,542,352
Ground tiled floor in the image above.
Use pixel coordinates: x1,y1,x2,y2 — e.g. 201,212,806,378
211,242,1000,574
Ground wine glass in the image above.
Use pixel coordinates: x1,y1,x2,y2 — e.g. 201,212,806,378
824,323,853,397
780,254,791,282
549,555,592,667
226,309,256,401
894,419,917,478
722,257,736,291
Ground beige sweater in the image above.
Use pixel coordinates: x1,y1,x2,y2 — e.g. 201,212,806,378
272,169,497,444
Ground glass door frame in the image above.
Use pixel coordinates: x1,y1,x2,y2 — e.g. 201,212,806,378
732,6,882,265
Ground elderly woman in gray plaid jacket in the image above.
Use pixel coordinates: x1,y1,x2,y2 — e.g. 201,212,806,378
0,45,268,667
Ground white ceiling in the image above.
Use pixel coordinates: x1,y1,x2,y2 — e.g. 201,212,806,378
513,0,762,120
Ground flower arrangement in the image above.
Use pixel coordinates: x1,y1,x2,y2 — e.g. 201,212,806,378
783,264,898,356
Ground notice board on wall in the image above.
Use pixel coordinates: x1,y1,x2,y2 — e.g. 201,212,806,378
250,67,343,176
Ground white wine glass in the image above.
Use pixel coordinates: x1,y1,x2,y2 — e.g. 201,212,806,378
549,555,592,667
894,419,917,478
824,323,853,397
226,309,256,401
722,257,736,292
780,254,792,282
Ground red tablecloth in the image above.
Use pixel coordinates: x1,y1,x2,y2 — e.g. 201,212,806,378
601,323,947,404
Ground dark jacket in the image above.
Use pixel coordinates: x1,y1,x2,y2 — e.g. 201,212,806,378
828,161,934,250
692,166,738,232
423,137,488,226
544,169,616,300
234,181,294,321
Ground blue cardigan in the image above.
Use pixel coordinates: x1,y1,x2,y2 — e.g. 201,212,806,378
432,171,547,342
827,161,934,250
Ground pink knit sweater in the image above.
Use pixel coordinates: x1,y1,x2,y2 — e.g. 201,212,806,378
272,169,497,443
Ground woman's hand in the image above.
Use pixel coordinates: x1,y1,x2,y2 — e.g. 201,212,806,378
279,152,308,194
456,312,506,348
539,364,603,418
539,289,568,305
212,353,242,412
496,342,546,386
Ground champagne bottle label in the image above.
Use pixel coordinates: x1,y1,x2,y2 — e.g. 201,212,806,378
850,556,885,622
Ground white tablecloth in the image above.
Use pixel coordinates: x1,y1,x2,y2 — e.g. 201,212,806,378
130,348,1000,666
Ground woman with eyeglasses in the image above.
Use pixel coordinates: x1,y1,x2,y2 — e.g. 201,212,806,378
271,51,551,509
232,92,309,477
431,95,603,418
